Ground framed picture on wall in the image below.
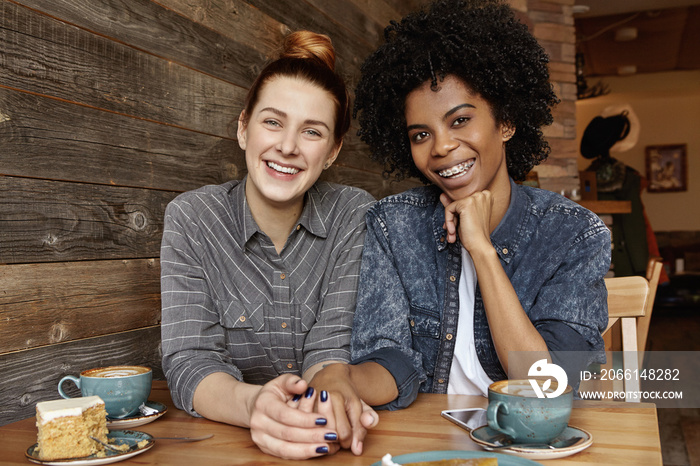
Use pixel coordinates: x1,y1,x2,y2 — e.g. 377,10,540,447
645,144,687,193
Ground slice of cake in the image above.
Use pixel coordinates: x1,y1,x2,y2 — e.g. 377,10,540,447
35,396,108,460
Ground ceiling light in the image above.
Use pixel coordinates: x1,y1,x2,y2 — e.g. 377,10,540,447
615,27,638,41
617,65,637,75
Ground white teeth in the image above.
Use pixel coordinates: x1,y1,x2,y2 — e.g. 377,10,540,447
267,161,299,175
439,160,475,178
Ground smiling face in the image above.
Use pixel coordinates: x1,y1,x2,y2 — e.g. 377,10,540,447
405,75,513,203
238,76,341,213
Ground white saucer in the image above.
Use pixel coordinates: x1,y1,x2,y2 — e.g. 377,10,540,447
26,430,154,465
106,401,167,430
469,425,593,460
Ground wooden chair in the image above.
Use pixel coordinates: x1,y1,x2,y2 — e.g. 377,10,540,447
602,257,663,401
637,257,664,354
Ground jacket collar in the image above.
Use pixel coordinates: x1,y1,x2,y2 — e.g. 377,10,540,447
491,178,529,264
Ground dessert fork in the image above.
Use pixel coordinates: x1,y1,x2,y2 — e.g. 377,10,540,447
91,433,213,453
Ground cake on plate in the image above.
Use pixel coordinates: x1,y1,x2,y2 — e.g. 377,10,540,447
35,396,108,460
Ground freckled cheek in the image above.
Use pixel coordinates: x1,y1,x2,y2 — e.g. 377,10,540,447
245,133,277,157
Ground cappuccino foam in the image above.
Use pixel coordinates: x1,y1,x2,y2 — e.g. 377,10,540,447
491,380,564,397
83,366,150,378
503,384,541,397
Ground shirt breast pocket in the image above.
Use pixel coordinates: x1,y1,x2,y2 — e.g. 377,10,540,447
217,299,277,381
217,298,319,373
408,305,440,376
218,298,265,332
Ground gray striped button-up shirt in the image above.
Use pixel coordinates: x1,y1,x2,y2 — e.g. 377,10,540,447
160,178,375,415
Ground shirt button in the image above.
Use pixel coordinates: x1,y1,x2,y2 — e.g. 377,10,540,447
281,322,288,329
410,319,415,327
287,363,293,369
438,378,445,384
239,316,246,322
502,248,509,255
296,224,301,231
446,333,453,340
280,273,286,280
449,275,456,282
439,236,445,243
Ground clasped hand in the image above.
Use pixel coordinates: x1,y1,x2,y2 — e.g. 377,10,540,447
248,373,377,459
307,363,379,456
248,374,340,459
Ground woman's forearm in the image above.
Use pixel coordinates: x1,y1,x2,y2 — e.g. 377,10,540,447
312,361,398,407
351,361,399,405
192,372,261,427
471,246,548,373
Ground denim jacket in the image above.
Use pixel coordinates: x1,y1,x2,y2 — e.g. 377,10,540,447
351,179,611,410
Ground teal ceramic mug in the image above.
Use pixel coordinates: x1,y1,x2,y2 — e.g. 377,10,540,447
486,379,573,444
58,365,152,419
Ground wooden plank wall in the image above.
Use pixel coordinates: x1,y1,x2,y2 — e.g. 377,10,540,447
0,0,576,425
0,0,424,426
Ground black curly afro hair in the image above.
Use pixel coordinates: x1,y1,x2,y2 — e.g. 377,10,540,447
353,0,559,182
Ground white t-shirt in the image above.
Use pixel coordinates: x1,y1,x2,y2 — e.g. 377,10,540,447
447,247,494,396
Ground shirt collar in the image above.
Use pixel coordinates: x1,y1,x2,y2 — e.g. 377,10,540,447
297,183,330,239
232,177,330,247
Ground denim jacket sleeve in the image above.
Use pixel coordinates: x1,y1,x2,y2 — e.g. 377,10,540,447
526,213,608,330
350,203,427,410
496,193,611,387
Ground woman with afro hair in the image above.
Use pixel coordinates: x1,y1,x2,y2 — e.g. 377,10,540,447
311,0,610,453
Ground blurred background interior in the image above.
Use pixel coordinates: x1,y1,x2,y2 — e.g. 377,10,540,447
574,1,700,464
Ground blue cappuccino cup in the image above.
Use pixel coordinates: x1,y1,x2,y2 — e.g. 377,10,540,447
58,365,152,419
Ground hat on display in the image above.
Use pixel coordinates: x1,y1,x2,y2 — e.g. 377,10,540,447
600,104,640,153
580,104,640,159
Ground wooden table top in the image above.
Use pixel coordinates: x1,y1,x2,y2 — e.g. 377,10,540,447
2,381,662,465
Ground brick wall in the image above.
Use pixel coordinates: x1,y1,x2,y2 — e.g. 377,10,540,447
514,0,579,195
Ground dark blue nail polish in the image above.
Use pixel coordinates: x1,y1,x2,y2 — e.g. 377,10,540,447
291,394,301,402
324,433,337,441
316,446,329,454
320,390,328,402
305,387,314,398
315,418,327,426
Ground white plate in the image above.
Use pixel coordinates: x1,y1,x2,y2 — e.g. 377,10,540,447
107,401,167,429
26,430,154,465
470,425,593,460
372,450,542,465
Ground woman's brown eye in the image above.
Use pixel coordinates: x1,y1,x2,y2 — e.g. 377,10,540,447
412,132,428,142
